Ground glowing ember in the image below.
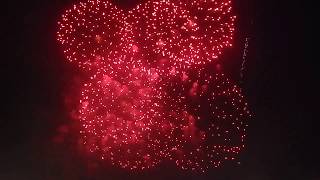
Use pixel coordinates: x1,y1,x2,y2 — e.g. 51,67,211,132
78,68,168,170
176,0,236,60
57,0,134,70
127,0,202,75
159,70,250,172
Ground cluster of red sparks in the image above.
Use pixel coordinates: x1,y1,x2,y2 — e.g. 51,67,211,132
57,0,251,172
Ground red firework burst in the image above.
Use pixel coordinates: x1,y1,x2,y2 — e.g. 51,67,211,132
56,0,251,172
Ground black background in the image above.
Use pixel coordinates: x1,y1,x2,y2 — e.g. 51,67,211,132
2,0,317,179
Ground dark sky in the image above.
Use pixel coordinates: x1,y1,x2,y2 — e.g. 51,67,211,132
2,0,317,179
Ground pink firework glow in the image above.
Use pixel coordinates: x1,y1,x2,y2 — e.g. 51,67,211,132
56,0,251,172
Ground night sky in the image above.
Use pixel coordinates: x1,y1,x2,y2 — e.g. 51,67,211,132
2,0,316,179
